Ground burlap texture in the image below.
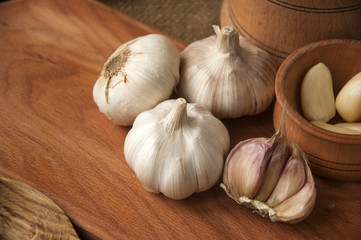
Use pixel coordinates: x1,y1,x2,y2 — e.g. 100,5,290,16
100,0,223,44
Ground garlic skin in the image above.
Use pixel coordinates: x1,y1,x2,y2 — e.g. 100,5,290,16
336,72,361,122
93,34,180,126
124,98,230,200
221,106,316,223
178,25,276,119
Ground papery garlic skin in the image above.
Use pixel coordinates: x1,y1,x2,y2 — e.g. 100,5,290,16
124,98,230,200
93,34,180,126
221,106,316,223
255,130,290,202
271,155,316,224
223,138,274,199
178,25,276,119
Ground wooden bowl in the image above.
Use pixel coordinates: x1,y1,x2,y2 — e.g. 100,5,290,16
273,39,361,181
220,0,361,64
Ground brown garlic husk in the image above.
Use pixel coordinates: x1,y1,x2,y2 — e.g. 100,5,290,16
220,106,316,223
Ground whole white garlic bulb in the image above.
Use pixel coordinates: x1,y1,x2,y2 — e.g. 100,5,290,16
178,25,277,119
124,98,230,200
93,34,180,126
221,106,316,223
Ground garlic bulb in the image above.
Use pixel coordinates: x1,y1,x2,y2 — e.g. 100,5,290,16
124,98,230,200
93,34,180,126
221,106,316,223
178,25,277,119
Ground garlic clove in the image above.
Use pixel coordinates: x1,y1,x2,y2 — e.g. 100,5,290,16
255,106,290,202
223,138,274,199
255,139,289,202
178,25,276,119
158,143,198,200
335,72,361,122
312,121,361,135
271,164,316,223
266,145,306,208
334,122,361,134
272,183,316,223
301,62,336,122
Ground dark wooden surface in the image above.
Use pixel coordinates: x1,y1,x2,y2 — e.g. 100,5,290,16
0,0,360,239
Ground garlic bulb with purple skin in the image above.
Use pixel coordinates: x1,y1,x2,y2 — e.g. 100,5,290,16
178,25,277,119
220,106,316,223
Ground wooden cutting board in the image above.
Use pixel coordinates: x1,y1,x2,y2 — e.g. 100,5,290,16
0,0,360,239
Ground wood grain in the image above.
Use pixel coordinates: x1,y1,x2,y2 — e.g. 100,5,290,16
0,177,79,240
273,39,361,181
221,0,361,62
0,0,360,239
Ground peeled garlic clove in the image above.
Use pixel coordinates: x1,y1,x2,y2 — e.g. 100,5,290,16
178,25,276,119
301,62,336,122
93,34,180,126
334,123,361,134
336,72,361,122
124,98,230,200
221,105,316,223
312,121,361,135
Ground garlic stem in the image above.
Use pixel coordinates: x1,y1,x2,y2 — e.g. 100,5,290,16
214,25,240,54
255,104,289,202
163,98,188,132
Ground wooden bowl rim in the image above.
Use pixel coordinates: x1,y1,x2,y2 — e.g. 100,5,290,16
275,38,361,144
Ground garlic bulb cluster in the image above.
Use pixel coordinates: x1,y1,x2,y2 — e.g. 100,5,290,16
221,107,316,223
93,34,180,126
178,25,277,119
124,98,230,200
